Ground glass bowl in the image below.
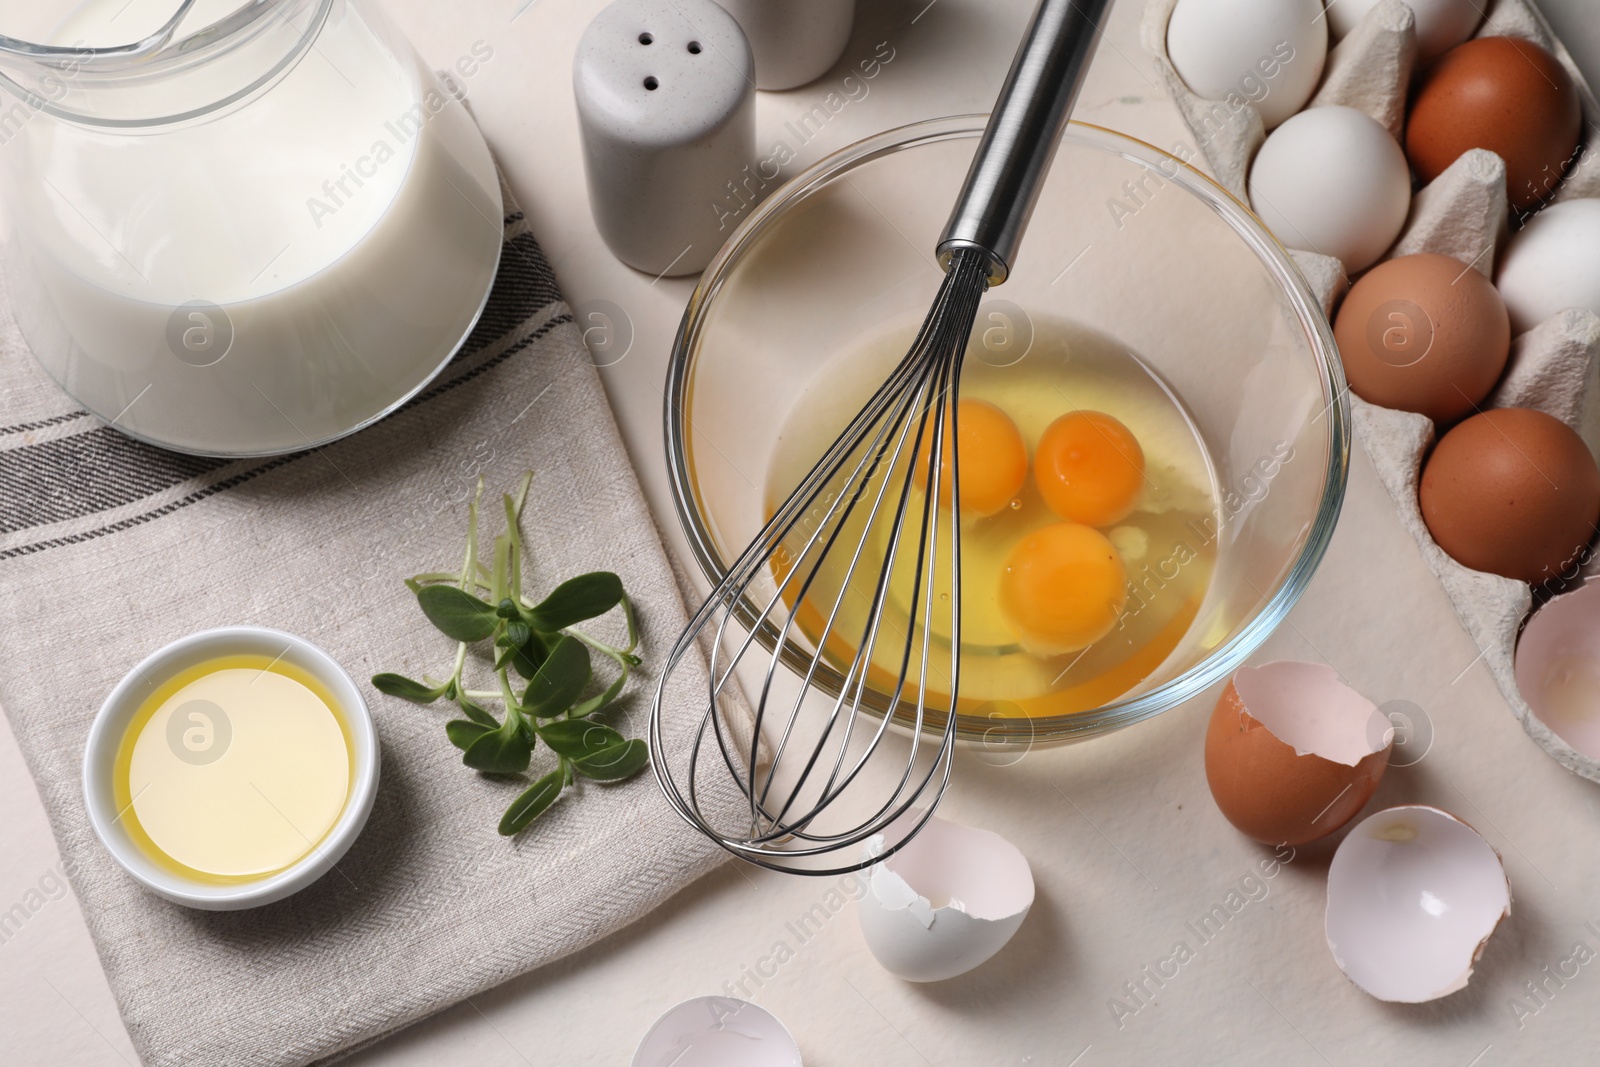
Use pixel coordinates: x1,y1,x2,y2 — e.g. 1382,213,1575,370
665,116,1348,746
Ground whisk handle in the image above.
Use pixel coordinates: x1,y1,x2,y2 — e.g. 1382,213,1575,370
937,0,1113,284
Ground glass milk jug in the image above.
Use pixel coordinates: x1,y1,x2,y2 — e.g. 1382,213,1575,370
0,0,502,456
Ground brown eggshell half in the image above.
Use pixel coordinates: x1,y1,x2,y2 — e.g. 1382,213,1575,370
1205,669,1393,846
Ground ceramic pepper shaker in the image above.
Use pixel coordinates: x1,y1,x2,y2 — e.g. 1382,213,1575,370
574,0,755,278
714,0,857,90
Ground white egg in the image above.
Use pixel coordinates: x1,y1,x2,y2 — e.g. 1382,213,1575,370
1326,806,1511,1003
1327,0,1481,60
1166,0,1327,128
1497,199,1600,335
632,997,802,1067
856,812,1034,982
1515,579,1600,760
1248,105,1411,273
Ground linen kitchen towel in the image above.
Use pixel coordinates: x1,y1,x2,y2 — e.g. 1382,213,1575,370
0,176,730,1066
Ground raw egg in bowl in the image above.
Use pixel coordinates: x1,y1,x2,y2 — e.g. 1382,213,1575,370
665,117,1347,746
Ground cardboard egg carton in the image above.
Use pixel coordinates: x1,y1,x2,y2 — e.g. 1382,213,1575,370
1142,0,1600,781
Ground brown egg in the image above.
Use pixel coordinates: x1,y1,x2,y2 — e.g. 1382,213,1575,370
1420,407,1600,583
1406,36,1582,210
1334,253,1510,424
1204,663,1392,846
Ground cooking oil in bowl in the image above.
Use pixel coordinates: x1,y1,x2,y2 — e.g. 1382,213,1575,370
764,315,1220,718
112,654,355,884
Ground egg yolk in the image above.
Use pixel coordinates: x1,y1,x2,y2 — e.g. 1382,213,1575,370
1034,410,1145,526
913,397,1029,517
998,522,1128,654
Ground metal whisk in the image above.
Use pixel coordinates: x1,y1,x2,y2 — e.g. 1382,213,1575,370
650,0,1113,874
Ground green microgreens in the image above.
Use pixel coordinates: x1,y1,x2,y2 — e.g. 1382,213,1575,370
372,472,649,835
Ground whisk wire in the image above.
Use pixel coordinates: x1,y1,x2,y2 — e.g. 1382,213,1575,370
754,344,949,829
652,249,990,873
734,254,982,842
700,362,941,841
703,302,944,846
803,264,985,833
698,257,978,839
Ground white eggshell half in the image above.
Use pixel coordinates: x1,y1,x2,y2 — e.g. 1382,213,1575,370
1326,806,1511,1003
1248,105,1412,273
856,812,1034,983
1515,579,1600,760
632,996,801,1067
1166,0,1327,128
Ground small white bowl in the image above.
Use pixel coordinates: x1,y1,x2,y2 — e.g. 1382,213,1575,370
82,626,380,910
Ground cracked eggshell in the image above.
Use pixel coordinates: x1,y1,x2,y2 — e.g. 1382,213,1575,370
1205,662,1394,845
632,996,801,1067
1515,579,1600,760
1326,805,1511,1003
856,812,1034,982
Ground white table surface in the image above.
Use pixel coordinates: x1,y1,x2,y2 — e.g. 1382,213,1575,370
7,1,1600,1064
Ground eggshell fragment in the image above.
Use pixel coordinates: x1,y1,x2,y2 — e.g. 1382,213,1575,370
632,996,801,1067
1326,806,1511,1003
1515,580,1600,760
857,812,1034,982
1204,662,1393,845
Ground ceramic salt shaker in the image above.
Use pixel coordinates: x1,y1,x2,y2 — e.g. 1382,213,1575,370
574,0,755,278
713,0,857,90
